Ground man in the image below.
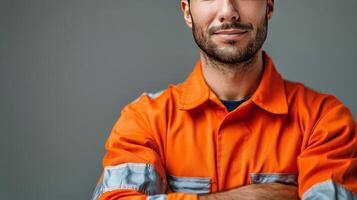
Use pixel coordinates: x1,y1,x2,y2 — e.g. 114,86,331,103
92,0,357,199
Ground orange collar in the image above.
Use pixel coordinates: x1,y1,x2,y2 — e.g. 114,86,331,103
178,52,288,115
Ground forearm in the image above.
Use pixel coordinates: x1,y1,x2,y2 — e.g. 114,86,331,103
97,190,198,200
199,183,299,200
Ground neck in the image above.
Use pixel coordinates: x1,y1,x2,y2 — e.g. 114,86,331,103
200,49,264,101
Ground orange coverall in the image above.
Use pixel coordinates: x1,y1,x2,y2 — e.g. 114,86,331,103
92,52,357,200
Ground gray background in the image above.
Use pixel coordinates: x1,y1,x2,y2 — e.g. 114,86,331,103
1,0,356,199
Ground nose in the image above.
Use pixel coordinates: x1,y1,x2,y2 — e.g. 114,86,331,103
218,0,240,23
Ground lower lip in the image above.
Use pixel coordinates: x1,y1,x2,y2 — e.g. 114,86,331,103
213,32,247,40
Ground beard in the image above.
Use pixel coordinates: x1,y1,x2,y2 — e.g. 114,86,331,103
191,14,268,65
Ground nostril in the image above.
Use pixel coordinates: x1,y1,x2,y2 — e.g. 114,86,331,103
220,17,238,23
231,15,239,21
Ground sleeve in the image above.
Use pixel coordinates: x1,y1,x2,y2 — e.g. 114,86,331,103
91,102,198,200
298,97,357,199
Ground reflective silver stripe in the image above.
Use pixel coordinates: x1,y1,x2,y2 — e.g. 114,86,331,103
91,163,167,200
132,90,164,103
92,180,104,200
168,175,210,194
146,90,164,99
250,173,298,185
302,180,357,200
147,194,167,200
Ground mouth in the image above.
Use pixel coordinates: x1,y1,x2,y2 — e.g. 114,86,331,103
212,29,248,41
213,29,248,35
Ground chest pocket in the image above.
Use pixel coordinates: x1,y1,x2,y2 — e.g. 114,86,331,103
168,175,211,194
250,173,298,185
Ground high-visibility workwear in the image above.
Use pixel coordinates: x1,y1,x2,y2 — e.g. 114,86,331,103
92,52,357,200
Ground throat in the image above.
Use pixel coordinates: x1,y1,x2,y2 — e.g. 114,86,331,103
201,50,264,101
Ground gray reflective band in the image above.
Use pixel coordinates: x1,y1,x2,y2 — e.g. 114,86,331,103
92,180,104,200
302,180,357,200
91,163,167,200
147,194,167,200
146,90,164,99
250,173,298,185
168,175,211,194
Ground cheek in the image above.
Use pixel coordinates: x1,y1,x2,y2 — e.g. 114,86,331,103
239,3,267,23
191,6,216,31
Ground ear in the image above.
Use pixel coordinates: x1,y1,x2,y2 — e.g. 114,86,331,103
267,0,274,20
181,0,193,28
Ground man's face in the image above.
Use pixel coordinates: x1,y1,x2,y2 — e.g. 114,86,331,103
182,0,273,64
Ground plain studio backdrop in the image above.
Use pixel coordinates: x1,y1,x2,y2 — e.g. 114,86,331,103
1,0,357,199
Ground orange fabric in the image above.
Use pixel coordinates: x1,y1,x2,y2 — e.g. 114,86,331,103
99,190,198,200
98,52,357,199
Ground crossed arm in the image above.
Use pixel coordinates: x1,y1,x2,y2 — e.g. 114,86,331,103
199,183,299,200
93,97,357,200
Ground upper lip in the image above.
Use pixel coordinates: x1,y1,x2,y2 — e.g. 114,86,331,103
214,29,248,34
